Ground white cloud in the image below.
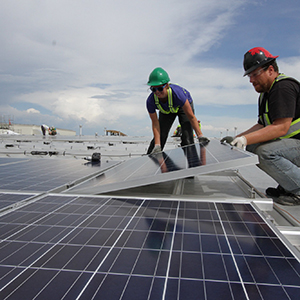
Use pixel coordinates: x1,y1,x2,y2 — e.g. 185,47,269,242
26,108,40,114
279,57,300,79
200,116,257,138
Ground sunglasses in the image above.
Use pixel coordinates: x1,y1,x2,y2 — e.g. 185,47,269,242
247,66,269,78
150,84,167,92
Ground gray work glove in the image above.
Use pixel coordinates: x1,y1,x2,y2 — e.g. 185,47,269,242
198,136,210,146
151,145,161,154
220,136,234,144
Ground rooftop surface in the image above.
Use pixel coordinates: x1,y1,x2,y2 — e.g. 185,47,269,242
0,134,299,299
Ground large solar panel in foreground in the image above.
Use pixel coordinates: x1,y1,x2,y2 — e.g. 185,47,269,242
0,194,299,300
67,139,258,195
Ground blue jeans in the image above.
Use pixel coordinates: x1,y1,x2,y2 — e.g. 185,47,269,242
247,139,300,195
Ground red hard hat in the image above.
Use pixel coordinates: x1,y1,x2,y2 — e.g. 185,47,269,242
243,47,279,76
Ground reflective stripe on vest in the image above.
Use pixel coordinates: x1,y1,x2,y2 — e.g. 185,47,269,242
154,88,180,114
259,74,300,139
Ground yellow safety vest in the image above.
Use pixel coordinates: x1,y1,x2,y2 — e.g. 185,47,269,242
259,74,300,139
154,88,180,114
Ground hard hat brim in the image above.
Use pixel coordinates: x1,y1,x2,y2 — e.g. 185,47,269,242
243,56,278,76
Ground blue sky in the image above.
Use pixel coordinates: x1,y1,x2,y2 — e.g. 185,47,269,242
1,0,300,137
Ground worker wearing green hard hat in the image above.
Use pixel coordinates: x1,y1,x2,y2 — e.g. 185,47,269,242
146,67,209,154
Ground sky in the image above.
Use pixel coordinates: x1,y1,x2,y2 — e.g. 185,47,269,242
1,0,300,138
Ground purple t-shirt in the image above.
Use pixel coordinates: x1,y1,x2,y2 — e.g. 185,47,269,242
146,84,193,114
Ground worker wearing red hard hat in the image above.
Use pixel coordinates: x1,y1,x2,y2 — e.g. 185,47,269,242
221,47,300,205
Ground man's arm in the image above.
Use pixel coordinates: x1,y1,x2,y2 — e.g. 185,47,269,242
238,118,293,145
237,123,264,137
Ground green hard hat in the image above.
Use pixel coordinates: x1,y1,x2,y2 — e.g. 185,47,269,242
147,67,170,86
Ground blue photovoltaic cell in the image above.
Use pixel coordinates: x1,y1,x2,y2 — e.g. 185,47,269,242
0,193,35,210
0,157,118,193
0,194,299,300
67,139,258,194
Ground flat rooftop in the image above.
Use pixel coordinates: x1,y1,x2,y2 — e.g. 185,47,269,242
0,134,299,299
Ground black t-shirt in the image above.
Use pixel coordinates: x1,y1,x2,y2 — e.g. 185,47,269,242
258,77,300,139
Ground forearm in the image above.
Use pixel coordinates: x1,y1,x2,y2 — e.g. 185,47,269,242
238,118,292,145
152,124,161,145
149,112,161,145
182,101,203,137
244,124,287,145
237,123,263,138
190,116,202,137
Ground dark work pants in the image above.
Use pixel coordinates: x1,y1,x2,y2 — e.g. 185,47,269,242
147,103,195,154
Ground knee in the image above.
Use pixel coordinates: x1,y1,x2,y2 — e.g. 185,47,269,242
255,144,275,160
254,145,277,173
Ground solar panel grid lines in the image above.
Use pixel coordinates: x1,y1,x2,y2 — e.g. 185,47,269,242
0,158,30,167
176,202,232,299
0,195,113,298
94,200,175,300
216,202,295,260
178,202,209,299
0,195,300,299
67,199,167,300
75,198,148,299
216,203,300,299
213,202,250,299
0,193,36,212
161,200,180,300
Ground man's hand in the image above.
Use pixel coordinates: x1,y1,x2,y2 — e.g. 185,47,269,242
231,136,247,150
151,144,161,154
220,136,234,144
198,136,210,146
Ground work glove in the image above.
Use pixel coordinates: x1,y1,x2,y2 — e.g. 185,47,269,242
220,136,234,144
151,144,161,155
231,136,247,150
198,136,210,146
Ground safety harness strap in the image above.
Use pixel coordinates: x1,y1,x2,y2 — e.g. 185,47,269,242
259,74,300,139
154,88,180,114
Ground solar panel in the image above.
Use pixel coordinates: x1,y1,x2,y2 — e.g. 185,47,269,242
0,194,299,300
0,193,36,211
66,139,258,195
0,157,119,193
